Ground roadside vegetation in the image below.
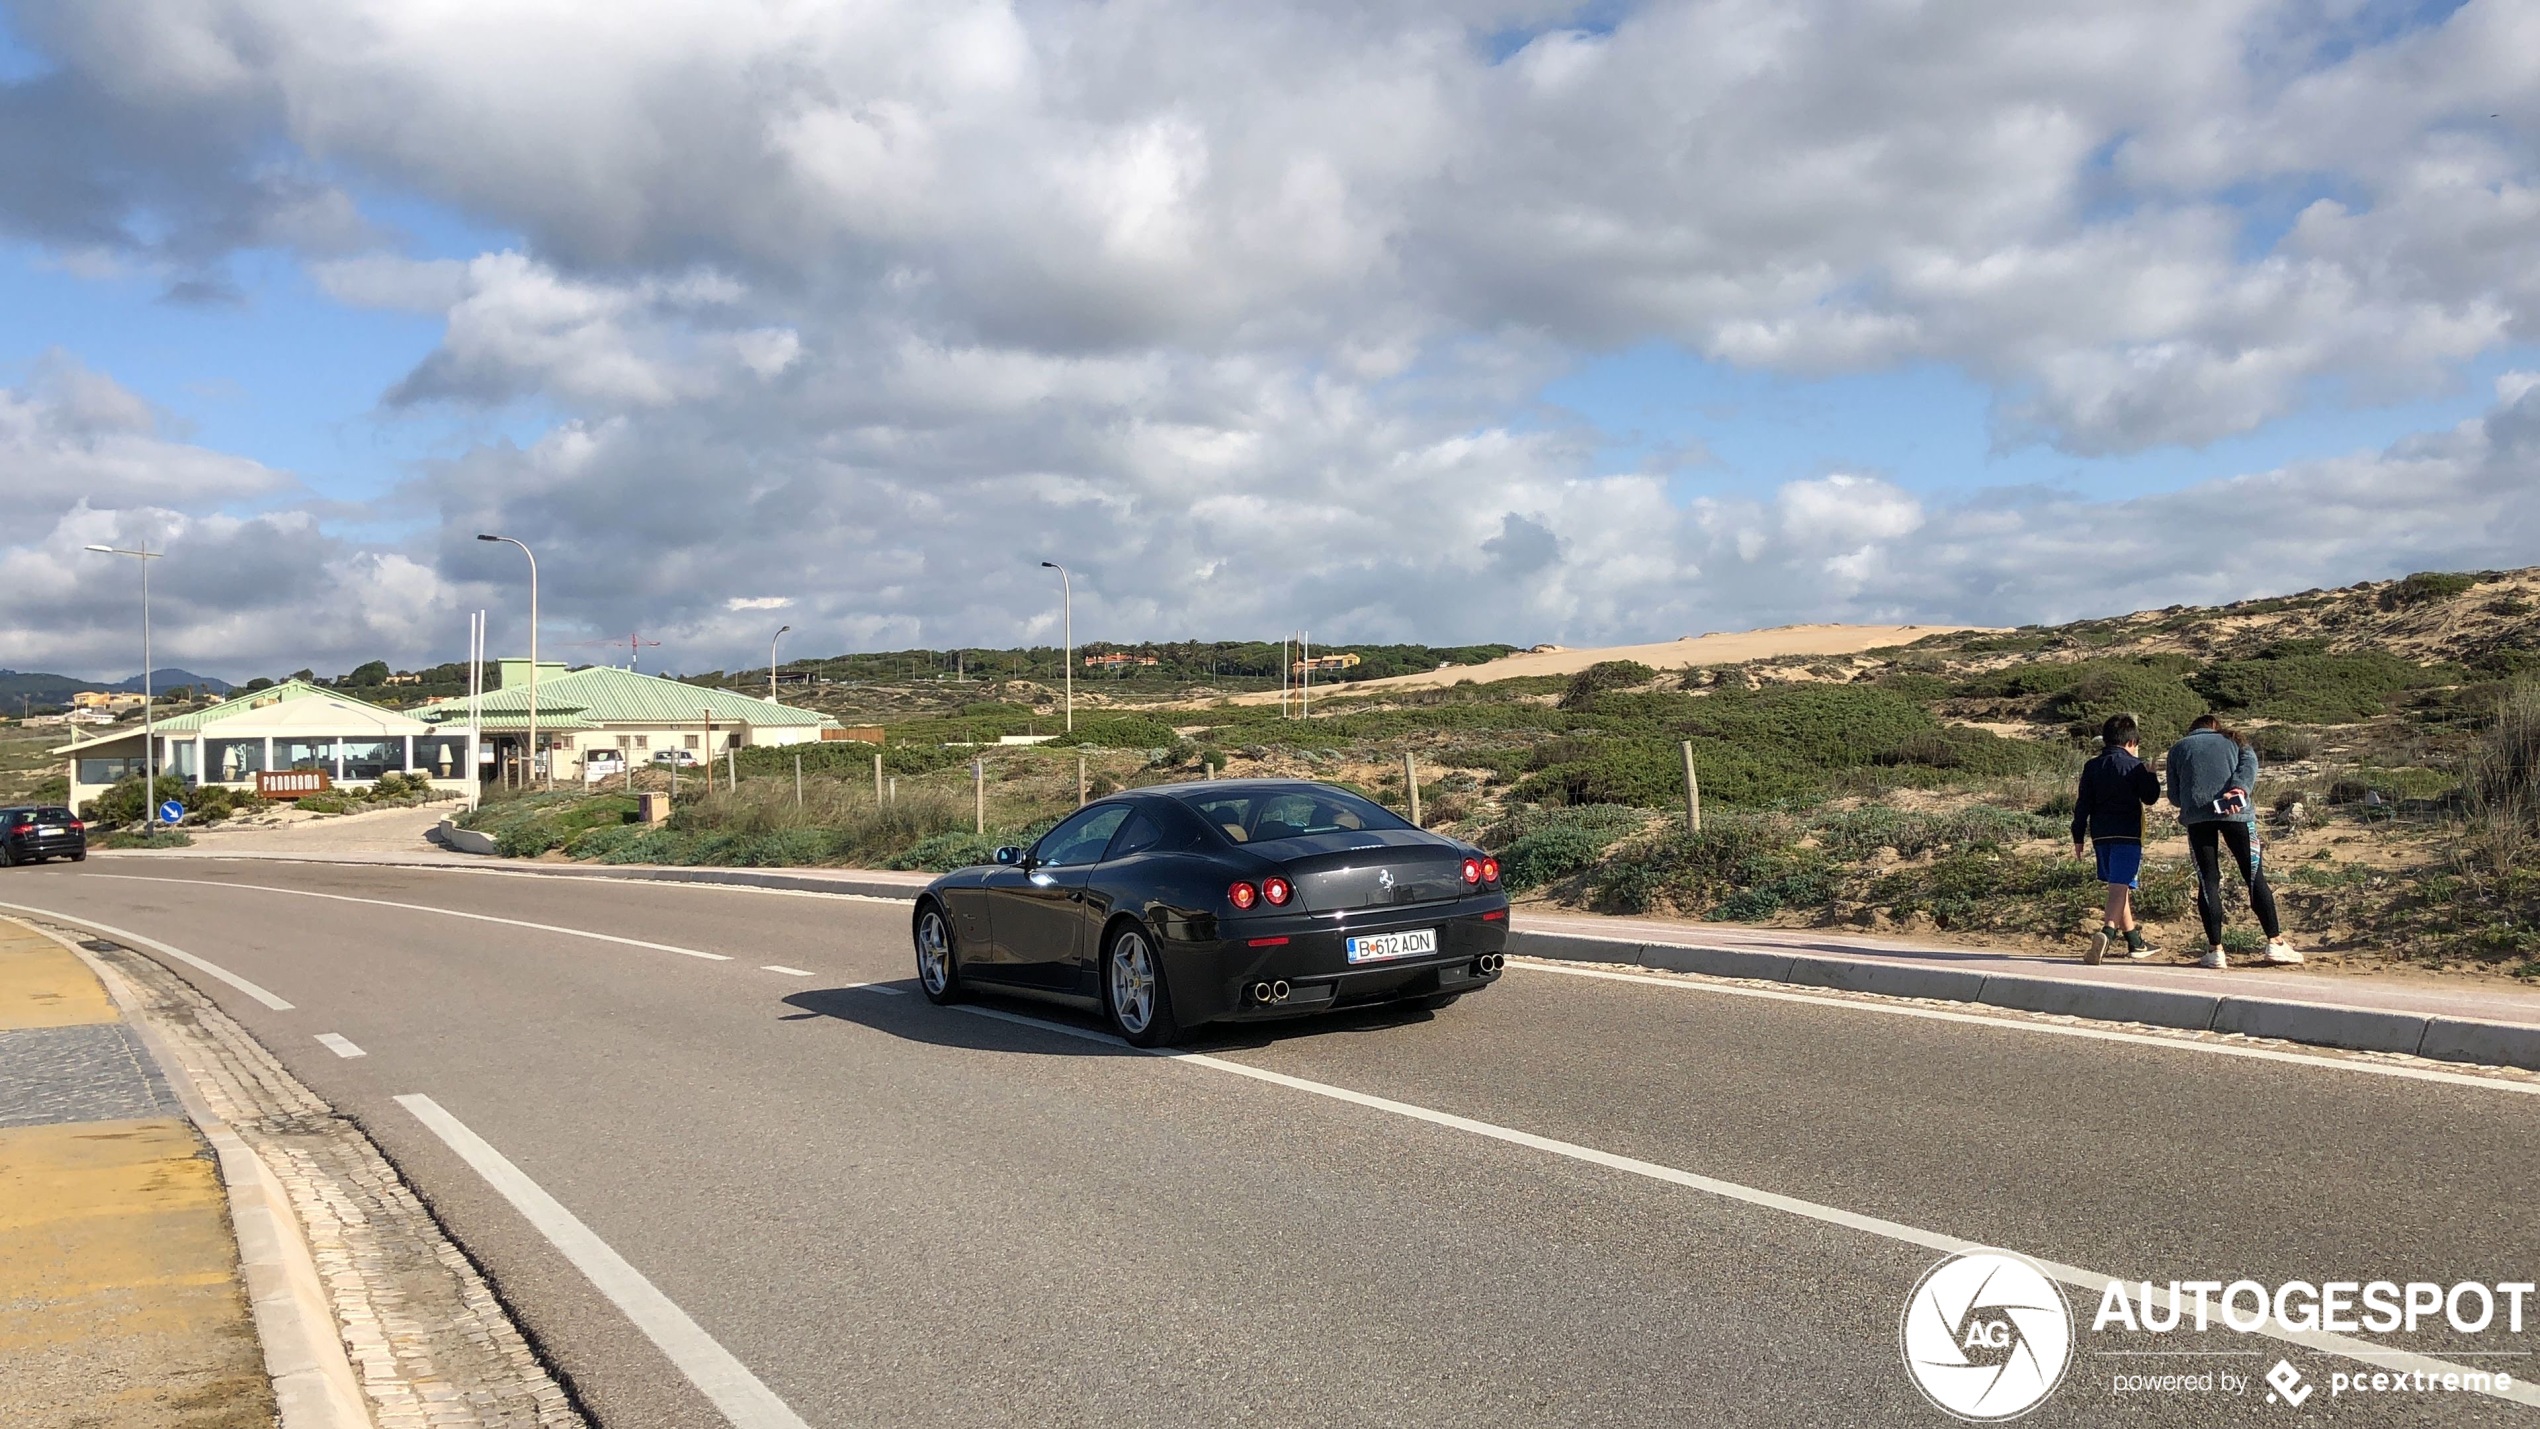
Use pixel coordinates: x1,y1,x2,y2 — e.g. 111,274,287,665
450,566,2539,980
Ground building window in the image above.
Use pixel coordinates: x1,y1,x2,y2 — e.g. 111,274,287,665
279,739,335,772
617,734,632,748
684,734,699,750
77,756,145,785
415,734,471,780
207,738,267,782
635,734,648,749
340,739,397,781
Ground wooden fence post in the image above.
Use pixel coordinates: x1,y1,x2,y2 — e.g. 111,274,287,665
1681,739,1701,835
1078,756,1087,806
874,751,883,803
974,758,985,834
794,752,802,809
1404,751,1421,827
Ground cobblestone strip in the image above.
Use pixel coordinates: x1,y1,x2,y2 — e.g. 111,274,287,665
44,925,590,1429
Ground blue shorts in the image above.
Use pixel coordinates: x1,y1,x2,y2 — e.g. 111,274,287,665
2094,842,2144,889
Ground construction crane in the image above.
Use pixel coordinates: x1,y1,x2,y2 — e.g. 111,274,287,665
566,632,663,670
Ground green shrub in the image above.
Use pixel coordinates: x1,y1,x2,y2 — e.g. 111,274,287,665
1482,804,1651,891
2191,650,2437,724
1869,852,2098,932
2380,571,2477,609
2037,664,2207,747
1872,726,2061,775
888,831,1008,871
1048,713,1182,750
1586,815,1837,917
2249,726,2322,762
88,828,194,849
1557,660,1658,710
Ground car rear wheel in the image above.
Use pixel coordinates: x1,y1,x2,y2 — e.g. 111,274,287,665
913,903,966,1005
1103,924,1181,1048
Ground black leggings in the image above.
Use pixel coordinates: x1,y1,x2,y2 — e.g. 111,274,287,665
2188,822,2281,947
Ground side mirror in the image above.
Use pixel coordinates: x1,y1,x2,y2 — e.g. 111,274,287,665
993,845,1024,865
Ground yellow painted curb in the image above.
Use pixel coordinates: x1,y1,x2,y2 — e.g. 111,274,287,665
0,919,116,1029
0,1117,270,1426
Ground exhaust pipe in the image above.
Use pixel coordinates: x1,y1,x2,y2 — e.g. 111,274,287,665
1271,980,1291,1003
1250,981,1275,1004
1476,954,1504,974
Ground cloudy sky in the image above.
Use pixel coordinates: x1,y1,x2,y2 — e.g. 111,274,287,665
2,0,2535,681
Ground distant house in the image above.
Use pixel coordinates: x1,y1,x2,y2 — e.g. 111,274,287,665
1291,652,1362,675
71,691,146,711
56,680,474,813
412,661,834,781
1083,653,1160,669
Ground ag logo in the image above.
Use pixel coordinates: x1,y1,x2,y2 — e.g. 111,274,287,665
1901,1251,2073,1421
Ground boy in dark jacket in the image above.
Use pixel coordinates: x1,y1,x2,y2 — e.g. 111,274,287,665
2071,713,2162,964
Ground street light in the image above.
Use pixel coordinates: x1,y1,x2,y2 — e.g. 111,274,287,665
769,624,790,701
475,534,540,788
84,543,165,830
1040,560,1072,732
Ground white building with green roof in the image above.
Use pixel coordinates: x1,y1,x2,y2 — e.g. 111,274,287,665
54,680,477,813
412,661,834,783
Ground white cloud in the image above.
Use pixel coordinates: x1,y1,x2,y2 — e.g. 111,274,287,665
725,596,793,611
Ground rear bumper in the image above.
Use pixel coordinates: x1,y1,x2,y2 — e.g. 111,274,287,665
3,833,85,861
1162,899,1509,1026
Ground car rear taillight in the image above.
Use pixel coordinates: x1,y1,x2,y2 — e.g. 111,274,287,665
1480,857,1500,884
1228,881,1258,910
1460,858,1482,885
1262,876,1292,906
67,821,83,833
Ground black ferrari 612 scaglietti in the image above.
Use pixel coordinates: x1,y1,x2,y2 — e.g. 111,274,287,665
911,779,1510,1045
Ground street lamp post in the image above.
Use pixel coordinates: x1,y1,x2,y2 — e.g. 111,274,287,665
475,534,540,789
769,624,790,701
84,543,164,830
1040,560,1072,732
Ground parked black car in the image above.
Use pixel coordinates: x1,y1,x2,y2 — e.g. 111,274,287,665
0,806,87,865
912,780,1509,1046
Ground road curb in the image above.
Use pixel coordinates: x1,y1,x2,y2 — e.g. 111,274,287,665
1505,929,2540,1074
27,920,375,1429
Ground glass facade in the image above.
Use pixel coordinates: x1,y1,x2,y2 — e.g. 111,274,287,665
414,734,471,780
339,739,398,781
207,738,267,782
77,756,145,785
280,738,336,772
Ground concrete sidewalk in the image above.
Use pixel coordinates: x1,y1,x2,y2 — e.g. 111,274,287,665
89,845,2540,1069
0,916,274,1428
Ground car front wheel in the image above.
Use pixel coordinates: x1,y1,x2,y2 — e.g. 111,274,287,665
913,904,966,1005
1103,924,1181,1048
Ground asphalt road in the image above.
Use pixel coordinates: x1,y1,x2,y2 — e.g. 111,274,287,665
6,856,2537,1427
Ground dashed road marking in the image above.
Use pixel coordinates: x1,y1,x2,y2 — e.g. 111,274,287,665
315,1033,366,1058
759,965,813,978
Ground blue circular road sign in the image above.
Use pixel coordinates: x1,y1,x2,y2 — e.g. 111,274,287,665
159,800,185,824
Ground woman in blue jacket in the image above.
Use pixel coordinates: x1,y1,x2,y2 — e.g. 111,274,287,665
2165,714,2298,969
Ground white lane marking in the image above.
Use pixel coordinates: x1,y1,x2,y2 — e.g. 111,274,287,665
396,1094,813,1429
0,899,294,1010
83,874,734,962
759,965,813,977
831,980,907,997
1513,958,2540,1097
951,1003,2540,1409
315,1033,366,1058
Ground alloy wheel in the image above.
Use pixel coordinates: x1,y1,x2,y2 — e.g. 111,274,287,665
916,909,952,996
1108,931,1157,1036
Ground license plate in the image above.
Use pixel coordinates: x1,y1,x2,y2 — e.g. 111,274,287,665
1345,928,1438,964
36,826,61,836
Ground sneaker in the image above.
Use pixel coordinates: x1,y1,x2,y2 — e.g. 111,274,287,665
2262,940,2303,966
2125,934,2160,960
2085,928,2112,965
2200,947,2228,970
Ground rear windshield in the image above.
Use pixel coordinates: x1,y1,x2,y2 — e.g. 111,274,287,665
1175,787,1411,845
35,808,73,822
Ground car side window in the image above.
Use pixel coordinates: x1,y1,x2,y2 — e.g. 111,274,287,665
1104,810,1165,861
1033,805,1132,869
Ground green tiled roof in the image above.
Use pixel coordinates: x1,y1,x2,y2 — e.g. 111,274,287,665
133,680,403,733
415,665,830,728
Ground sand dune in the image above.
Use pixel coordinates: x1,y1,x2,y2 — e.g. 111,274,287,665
1216,623,1978,704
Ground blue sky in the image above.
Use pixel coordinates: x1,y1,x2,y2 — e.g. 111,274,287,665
4,0,2538,679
